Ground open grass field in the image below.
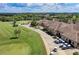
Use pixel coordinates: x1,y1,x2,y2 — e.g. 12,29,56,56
16,20,31,24
0,21,46,55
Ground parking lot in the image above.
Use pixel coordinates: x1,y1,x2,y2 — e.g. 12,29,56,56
54,37,73,50
50,36,79,55
42,30,79,55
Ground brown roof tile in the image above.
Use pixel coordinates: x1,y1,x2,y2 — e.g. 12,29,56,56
38,20,79,43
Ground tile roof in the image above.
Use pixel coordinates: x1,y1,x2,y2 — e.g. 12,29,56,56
38,19,79,43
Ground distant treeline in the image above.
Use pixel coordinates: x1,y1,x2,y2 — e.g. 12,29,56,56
0,13,79,23
0,13,45,22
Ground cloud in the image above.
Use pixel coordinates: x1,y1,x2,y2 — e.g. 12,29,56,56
0,3,79,13
26,3,45,7
0,3,7,9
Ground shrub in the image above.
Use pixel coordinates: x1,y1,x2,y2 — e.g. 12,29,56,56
53,36,57,39
73,52,79,55
31,20,38,27
10,37,18,39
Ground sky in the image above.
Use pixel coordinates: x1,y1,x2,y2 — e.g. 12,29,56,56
0,3,79,13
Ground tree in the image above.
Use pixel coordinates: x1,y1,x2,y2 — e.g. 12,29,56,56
13,19,17,27
12,17,18,27
14,29,21,38
72,15,76,24
0,16,6,22
31,20,38,27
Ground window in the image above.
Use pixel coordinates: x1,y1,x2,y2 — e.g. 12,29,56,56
72,41,74,45
65,39,68,42
77,43,79,46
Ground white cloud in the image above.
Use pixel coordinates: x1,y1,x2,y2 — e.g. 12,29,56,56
0,3,79,13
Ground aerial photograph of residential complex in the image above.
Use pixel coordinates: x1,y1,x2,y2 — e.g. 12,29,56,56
0,3,79,55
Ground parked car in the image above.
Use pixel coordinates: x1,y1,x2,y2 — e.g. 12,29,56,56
50,52,55,55
54,38,65,44
57,37,59,39
64,43,72,49
53,47,57,52
66,44,71,49
58,38,65,43
59,43,63,48
62,40,65,43
62,45,67,50
64,43,68,46
68,44,71,47
54,40,60,44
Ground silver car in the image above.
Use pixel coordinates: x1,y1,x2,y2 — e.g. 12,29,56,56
58,38,65,43
62,45,67,50
59,43,63,48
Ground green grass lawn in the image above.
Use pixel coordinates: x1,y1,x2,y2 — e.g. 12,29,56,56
0,21,46,55
17,20,31,24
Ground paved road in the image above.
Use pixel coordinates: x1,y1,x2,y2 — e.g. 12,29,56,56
22,25,79,55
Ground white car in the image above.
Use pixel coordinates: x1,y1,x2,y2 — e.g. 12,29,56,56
53,47,58,52
58,38,65,43
61,40,65,43
59,43,63,48
68,44,71,47
64,43,71,48
57,37,59,39
50,52,55,55
67,44,71,48
64,43,68,45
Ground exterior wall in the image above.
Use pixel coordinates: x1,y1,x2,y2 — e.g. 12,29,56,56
77,43,79,49
53,31,56,35
50,30,54,35
73,42,77,48
65,39,69,43
56,31,61,38
61,35,66,41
